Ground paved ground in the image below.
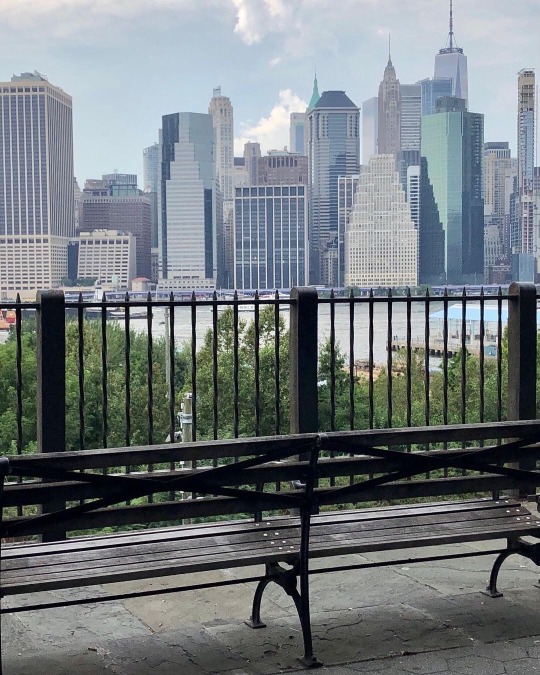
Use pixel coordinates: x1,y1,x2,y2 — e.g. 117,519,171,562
3,536,540,674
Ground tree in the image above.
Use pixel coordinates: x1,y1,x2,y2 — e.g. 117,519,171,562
189,307,289,439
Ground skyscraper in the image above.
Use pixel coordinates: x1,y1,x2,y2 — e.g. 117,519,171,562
290,112,306,154
483,142,516,280
338,174,360,288
209,87,234,287
257,150,307,185
80,174,152,280
234,185,308,290
143,143,159,193
361,97,378,164
377,51,401,155
345,155,417,288
208,87,233,203
418,157,445,285
0,72,74,296
143,142,160,277
157,112,219,289
433,1,468,107
418,77,453,116
400,84,421,151
513,69,536,268
421,96,484,284
307,90,360,285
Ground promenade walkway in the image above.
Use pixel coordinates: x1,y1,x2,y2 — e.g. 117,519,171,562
4,528,540,674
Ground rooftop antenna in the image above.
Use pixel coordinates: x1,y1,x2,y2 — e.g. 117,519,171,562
449,0,454,50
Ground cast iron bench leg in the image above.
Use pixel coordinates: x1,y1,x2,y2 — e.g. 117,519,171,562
245,560,321,668
482,538,540,598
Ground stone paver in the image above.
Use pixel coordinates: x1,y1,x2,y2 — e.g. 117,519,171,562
4,541,540,674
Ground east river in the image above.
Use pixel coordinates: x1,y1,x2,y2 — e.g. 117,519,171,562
128,301,445,367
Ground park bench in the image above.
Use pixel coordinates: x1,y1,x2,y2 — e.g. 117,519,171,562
2,419,540,669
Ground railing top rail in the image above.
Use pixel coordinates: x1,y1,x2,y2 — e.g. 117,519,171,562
318,294,513,304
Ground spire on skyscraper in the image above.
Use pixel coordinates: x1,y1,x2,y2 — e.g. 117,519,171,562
308,72,320,111
440,0,463,54
387,33,392,67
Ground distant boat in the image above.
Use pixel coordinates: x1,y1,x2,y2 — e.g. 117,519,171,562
108,308,149,320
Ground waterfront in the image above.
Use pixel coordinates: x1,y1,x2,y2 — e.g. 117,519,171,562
126,301,439,366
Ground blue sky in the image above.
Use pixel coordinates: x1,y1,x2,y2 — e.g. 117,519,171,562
0,0,537,184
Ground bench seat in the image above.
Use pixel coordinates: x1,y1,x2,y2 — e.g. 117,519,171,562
3,497,540,597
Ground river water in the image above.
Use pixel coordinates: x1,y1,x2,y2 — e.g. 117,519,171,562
127,301,444,366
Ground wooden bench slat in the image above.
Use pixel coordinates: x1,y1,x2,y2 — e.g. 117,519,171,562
4,508,538,583
3,516,539,595
2,498,523,560
3,504,533,573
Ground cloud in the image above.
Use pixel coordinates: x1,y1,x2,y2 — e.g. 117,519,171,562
235,89,307,154
0,0,210,38
231,0,292,45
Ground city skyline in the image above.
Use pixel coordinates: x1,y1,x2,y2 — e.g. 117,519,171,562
0,2,537,181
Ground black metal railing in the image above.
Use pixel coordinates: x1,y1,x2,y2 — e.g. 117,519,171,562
0,283,537,469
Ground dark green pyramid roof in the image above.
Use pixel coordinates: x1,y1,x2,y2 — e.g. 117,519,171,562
307,74,320,111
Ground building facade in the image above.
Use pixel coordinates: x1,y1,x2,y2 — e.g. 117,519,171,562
289,112,306,154
377,56,401,155
400,84,421,151
338,175,360,288
433,3,468,107
157,112,219,289
483,142,517,280
421,97,484,284
209,87,234,287
361,96,378,164
307,90,360,285
0,72,74,296
80,180,152,281
345,155,417,288
233,185,308,290
512,69,536,274
75,229,136,289
418,77,453,116
257,151,307,185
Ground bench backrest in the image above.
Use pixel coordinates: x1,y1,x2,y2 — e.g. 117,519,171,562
3,420,540,541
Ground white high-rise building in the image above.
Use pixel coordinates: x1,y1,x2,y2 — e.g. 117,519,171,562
76,229,136,289
345,155,417,288
208,87,233,203
378,55,401,155
157,112,219,289
0,72,74,297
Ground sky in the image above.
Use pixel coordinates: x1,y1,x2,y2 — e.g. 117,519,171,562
0,0,537,184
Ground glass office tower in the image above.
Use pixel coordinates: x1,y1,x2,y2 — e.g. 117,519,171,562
421,97,484,284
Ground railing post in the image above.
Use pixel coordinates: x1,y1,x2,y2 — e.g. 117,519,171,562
36,290,66,541
289,287,319,436
37,290,66,453
507,282,537,494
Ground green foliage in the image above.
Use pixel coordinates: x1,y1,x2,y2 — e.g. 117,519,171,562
0,311,519,455
191,306,289,439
